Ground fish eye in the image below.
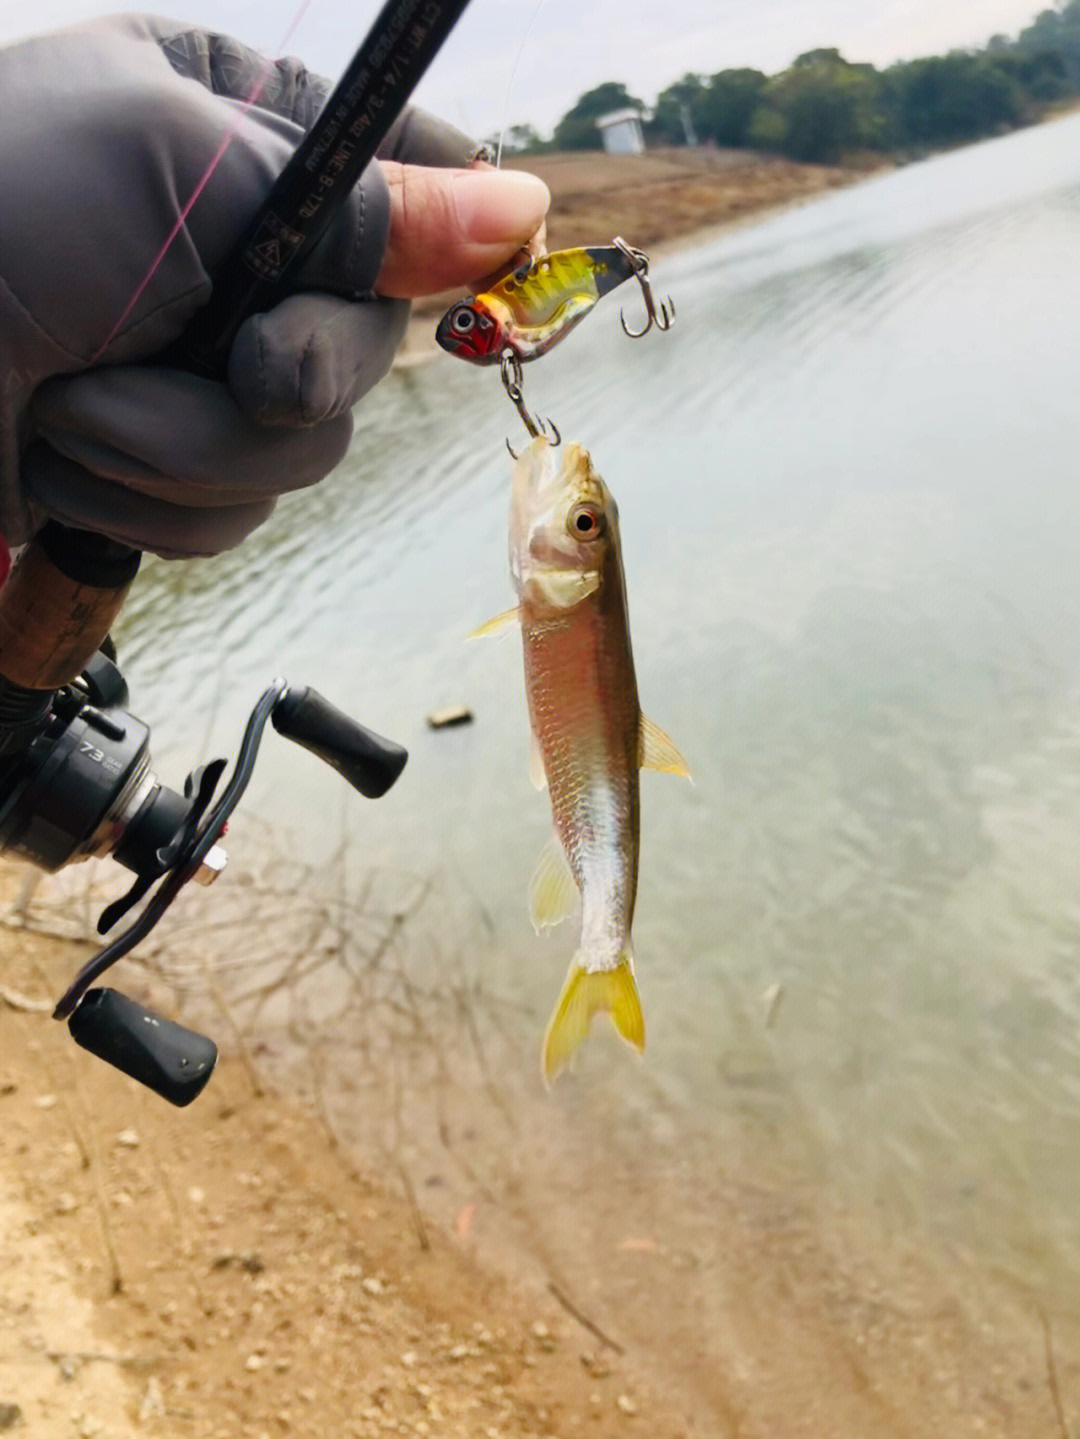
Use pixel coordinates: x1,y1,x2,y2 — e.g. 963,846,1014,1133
568,504,604,539
451,309,476,334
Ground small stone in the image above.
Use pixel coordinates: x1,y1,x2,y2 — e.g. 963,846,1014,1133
531,1321,557,1353
34,1094,57,1109
55,1193,78,1215
361,1276,385,1296
138,1378,165,1421
115,1129,140,1148
188,1186,206,1205
616,1394,638,1416
245,1354,264,1372
400,1351,418,1369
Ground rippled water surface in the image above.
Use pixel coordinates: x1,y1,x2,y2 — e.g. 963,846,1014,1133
112,115,1080,1429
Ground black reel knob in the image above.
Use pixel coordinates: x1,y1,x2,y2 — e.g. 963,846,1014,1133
69,988,217,1107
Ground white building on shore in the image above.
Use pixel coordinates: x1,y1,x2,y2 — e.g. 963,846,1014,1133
596,108,645,154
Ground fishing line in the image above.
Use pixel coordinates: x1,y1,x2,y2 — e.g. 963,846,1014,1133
90,0,316,365
492,0,548,168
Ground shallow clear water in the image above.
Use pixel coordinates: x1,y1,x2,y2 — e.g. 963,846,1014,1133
111,113,1080,1424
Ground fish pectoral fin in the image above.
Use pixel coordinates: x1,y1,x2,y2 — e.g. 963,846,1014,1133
528,835,577,932
542,953,644,1084
534,568,600,609
529,734,548,791
468,606,519,639
639,715,692,779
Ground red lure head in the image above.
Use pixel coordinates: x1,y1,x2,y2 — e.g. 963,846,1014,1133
435,296,507,364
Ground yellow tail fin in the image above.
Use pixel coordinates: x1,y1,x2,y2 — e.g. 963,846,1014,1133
542,954,645,1084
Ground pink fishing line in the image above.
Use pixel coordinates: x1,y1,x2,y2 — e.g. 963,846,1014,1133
90,0,315,366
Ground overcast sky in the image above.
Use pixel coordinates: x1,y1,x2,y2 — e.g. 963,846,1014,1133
0,0,1051,139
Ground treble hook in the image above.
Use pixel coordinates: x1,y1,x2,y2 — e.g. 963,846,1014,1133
613,236,675,339
500,349,561,455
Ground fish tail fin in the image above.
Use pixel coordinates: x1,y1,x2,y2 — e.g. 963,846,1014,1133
542,950,644,1085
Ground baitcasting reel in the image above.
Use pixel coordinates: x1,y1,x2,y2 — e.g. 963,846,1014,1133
0,648,406,1105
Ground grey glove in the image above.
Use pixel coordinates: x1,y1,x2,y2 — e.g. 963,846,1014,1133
0,15,478,556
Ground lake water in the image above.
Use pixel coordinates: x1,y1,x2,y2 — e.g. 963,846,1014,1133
104,114,1080,1432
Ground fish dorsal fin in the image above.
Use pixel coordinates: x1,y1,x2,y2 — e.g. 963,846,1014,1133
639,716,692,778
528,835,578,934
529,733,548,791
468,606,519,639
534,569,600,609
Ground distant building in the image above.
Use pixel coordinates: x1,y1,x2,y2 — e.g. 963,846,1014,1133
596,108,644,155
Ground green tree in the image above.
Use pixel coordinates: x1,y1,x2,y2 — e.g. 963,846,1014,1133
696,68,768,147
650,74,707,145
500,123,547,154
887,53,1020,147
553,82,645,150
758,50,886,162
1015,1,1080,87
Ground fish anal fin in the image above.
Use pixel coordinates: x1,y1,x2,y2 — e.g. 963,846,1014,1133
542,953,644,1084
639,715,692,779
528,836,577,933
468,606,519,639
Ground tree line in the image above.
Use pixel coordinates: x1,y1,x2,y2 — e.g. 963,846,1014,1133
504,1,1080,162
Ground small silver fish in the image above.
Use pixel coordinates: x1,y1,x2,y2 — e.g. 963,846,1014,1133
477,438,690,1081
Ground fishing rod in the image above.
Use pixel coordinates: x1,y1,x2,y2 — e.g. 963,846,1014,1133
0,0,473,1104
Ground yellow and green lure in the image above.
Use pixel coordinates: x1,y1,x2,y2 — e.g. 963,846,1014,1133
436,243,643,366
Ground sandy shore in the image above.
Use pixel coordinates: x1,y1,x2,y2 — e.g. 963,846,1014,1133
0,910,680,1439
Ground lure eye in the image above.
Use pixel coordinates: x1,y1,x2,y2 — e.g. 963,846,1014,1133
568,504,604,540
451,308,476,334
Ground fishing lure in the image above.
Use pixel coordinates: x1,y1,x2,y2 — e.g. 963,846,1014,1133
437,237,672,364
436,237,674,442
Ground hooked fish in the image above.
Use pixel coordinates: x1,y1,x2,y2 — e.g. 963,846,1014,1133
476,438,690,1081
436,244,639,366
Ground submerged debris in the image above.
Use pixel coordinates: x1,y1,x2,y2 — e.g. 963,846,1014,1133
427,705,474,730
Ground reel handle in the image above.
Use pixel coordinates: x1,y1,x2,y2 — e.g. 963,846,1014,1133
273,685,407,798
68,988,217,1107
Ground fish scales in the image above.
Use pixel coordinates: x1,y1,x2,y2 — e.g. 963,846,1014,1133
524,566,640,962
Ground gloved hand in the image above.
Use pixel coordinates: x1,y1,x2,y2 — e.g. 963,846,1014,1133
0,14,549,557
